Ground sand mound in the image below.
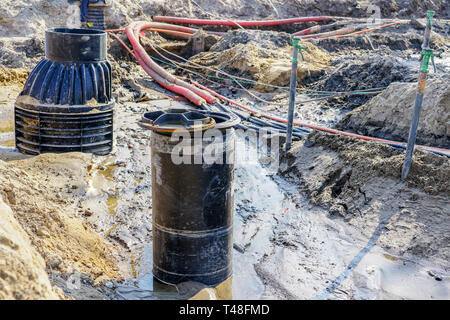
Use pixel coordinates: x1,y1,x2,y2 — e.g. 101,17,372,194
189,30,330,92
338,79,450,148
0,197,61,299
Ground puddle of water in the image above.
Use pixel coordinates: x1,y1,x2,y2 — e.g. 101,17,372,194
106,194,118,215
97,163,118,181
85,158,120,216
114,137,280,300
383,253,402,261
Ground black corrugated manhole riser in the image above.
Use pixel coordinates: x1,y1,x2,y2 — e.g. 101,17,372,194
15,28,114,156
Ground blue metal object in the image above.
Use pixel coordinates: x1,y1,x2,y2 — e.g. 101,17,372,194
80,0,106,22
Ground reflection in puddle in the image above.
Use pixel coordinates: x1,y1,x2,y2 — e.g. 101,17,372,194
383,253,402,261
115,273,233,300
106,195,118,215
86,158,120,216
105,225,118,237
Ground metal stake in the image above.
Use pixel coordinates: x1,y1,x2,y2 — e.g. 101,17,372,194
401,10,435,180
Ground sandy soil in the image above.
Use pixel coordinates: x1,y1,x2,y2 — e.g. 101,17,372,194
0,153,128,296
280,132,450,264
188,30,331,91
0,196,62,299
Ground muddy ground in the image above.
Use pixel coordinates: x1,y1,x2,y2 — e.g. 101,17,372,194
0,1,449,300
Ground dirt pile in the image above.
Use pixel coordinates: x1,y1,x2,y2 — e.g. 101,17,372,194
279,131,450,262
0,154,125,286
0,197,63,299
312,54,417,109
338,79,450,148
1,1,448,71
188,30,330,91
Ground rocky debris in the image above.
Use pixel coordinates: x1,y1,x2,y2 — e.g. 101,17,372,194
211,30,292,52
0,0,73,37
188,30,330,92
0,197,62,299
338,79,450,148
312,54,417,109
279,131,450,262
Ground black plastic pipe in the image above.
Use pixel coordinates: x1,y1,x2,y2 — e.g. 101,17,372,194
145,110,237,286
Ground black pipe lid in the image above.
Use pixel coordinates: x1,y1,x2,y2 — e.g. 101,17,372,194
45,28,107,63
140,109,216,134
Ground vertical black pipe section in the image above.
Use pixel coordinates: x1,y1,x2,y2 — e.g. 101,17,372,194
148,110,237,286
14,28,114,155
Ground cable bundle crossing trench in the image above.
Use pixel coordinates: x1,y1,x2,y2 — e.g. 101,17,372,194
107,17,449,157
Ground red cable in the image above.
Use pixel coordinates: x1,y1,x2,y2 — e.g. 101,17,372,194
296,21,406,40
106,31,136,57
136,50,207,105
334,21,405,38
132,21,216,103
152,16,333,27
292,25,322,36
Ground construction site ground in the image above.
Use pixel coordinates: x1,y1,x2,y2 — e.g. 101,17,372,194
0,1,449,300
